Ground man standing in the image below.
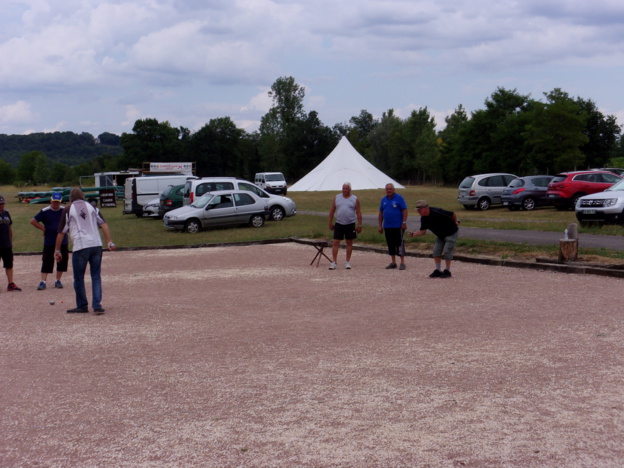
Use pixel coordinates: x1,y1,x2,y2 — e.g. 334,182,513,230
409,200,460,278
328,182,363,270
55,188,116,314
30,192,69,290
378,183,408,270
0,195,21,291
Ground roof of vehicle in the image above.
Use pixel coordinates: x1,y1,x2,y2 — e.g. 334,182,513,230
467,172,517,178
554,170,617,176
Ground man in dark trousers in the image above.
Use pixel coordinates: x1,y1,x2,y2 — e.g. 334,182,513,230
409,200,460,278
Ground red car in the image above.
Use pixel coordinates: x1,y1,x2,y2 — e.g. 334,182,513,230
546,170,622,210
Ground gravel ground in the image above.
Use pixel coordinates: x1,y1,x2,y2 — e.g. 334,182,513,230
1,243,623,467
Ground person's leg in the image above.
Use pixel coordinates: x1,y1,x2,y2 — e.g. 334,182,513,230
345,239,353,261
442,232,458,273
89,247,103,310
384,228,399,267
331,239,340,262
72,248,89,309
41,244,55,284
6,267,14,284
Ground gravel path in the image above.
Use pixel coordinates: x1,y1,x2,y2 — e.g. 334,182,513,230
2,244,623,467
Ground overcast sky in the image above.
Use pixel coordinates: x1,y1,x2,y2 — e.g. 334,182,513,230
1,0,623,138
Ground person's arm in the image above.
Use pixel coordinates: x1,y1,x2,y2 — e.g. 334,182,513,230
401,208,408,231
378,210,383,233
30,218,45,235
54,232,65,261
100,223,116,250
8,225,12,243
409,229,427,238
328,199,336,231
451,212,460,225
355,198,363,232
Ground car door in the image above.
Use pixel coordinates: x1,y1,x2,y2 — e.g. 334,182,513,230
233,192,260,222
485,175,505,203
202,194,237,227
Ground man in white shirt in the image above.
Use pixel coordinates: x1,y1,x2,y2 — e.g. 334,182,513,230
55,188,116,314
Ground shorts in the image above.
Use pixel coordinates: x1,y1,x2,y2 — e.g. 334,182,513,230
433,231,459,260
384,227,403,256
0,247,13,269
41,244,69,274
333,222,357,241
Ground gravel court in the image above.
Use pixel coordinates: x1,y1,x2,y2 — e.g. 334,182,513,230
1,243,623,467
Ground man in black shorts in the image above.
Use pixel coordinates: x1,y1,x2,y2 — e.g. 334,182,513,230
328,182,363,270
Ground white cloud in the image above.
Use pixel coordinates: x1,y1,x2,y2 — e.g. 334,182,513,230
0,100,37,124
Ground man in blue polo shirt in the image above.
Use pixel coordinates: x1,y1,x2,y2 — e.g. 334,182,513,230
378,183,408,270
31,192,69,290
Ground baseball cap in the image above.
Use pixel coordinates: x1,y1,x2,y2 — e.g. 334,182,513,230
415,200,428,209
51,192,63,201
0,195,5,203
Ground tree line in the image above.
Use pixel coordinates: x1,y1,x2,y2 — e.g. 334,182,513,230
2,77,623,187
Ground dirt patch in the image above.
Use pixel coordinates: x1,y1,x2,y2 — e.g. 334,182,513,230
2,243,623,467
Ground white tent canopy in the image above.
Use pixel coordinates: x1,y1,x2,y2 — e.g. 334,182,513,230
288,136,404,191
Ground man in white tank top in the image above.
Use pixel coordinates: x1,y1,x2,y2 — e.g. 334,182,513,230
328,182,362,269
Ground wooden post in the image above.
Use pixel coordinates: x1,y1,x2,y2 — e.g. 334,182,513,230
558,223,578,262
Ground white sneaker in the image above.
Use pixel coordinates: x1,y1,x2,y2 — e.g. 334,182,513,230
329,262,337,270
344,261,352,269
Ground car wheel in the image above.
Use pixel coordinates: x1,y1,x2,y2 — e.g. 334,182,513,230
522,197,536,211
249,214,265,228
270,206,285,221
184,219,201,234
571,193,584,209
477,197,491,210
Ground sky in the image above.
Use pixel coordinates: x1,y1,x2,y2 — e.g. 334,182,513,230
1,0,624,138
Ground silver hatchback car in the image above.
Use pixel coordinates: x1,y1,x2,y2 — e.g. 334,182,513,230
163,190,269,233
458,173,518,210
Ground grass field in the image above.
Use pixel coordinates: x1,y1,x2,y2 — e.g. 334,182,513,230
2,184,622,262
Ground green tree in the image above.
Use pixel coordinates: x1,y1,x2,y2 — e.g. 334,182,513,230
400,108,439,184
17,151,48,184
576,97,621,168
367,109,402,176
524,89,589,173
0,160,16,184
120,118,187,168
437,104,469,183
188,117,243,177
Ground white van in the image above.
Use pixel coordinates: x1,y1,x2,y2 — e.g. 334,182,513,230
124,175,193,217
254,172,287,195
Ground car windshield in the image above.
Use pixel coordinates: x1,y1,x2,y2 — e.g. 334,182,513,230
191,193,214,208
605,178,624,191
508,179,524,188
266,174,285,181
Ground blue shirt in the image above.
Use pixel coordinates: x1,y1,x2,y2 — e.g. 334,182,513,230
34,205,69,246
379,193,407,228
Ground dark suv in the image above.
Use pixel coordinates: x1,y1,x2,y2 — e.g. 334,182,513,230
501,175,554,211
546,171,622,210
158,184,185,218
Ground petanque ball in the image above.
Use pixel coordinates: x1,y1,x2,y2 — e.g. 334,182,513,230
50,300,55,305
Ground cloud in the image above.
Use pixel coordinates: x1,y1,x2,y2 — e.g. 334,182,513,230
0,100,37,124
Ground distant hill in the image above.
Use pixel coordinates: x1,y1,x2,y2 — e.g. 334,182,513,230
0,131,123,167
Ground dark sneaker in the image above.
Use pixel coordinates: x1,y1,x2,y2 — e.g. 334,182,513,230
93,308,105,315
37,281,47,290
67,307,89,313
385,263,397,269
441,269,452,278
429,269,442,278
399,264,406,270
7,283,22,291
54,280,63,289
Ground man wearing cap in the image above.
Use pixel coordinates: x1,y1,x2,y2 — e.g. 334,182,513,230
0,194,21,291
30,192,69,290
409,200,460,278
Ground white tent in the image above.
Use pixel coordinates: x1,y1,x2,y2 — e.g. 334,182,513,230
288,136,404,191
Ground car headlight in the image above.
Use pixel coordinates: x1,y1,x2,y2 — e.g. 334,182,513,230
604,198,618,207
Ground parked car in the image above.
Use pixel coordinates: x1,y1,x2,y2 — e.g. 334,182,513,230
163,190,269,233
546,170,622,210
158,184,185,218
575,177,624,227
182,177,296,221
458,173,517,210
501,175,554,211
142,197,161,217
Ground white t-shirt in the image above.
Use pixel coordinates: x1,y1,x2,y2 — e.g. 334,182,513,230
58,200,106,251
